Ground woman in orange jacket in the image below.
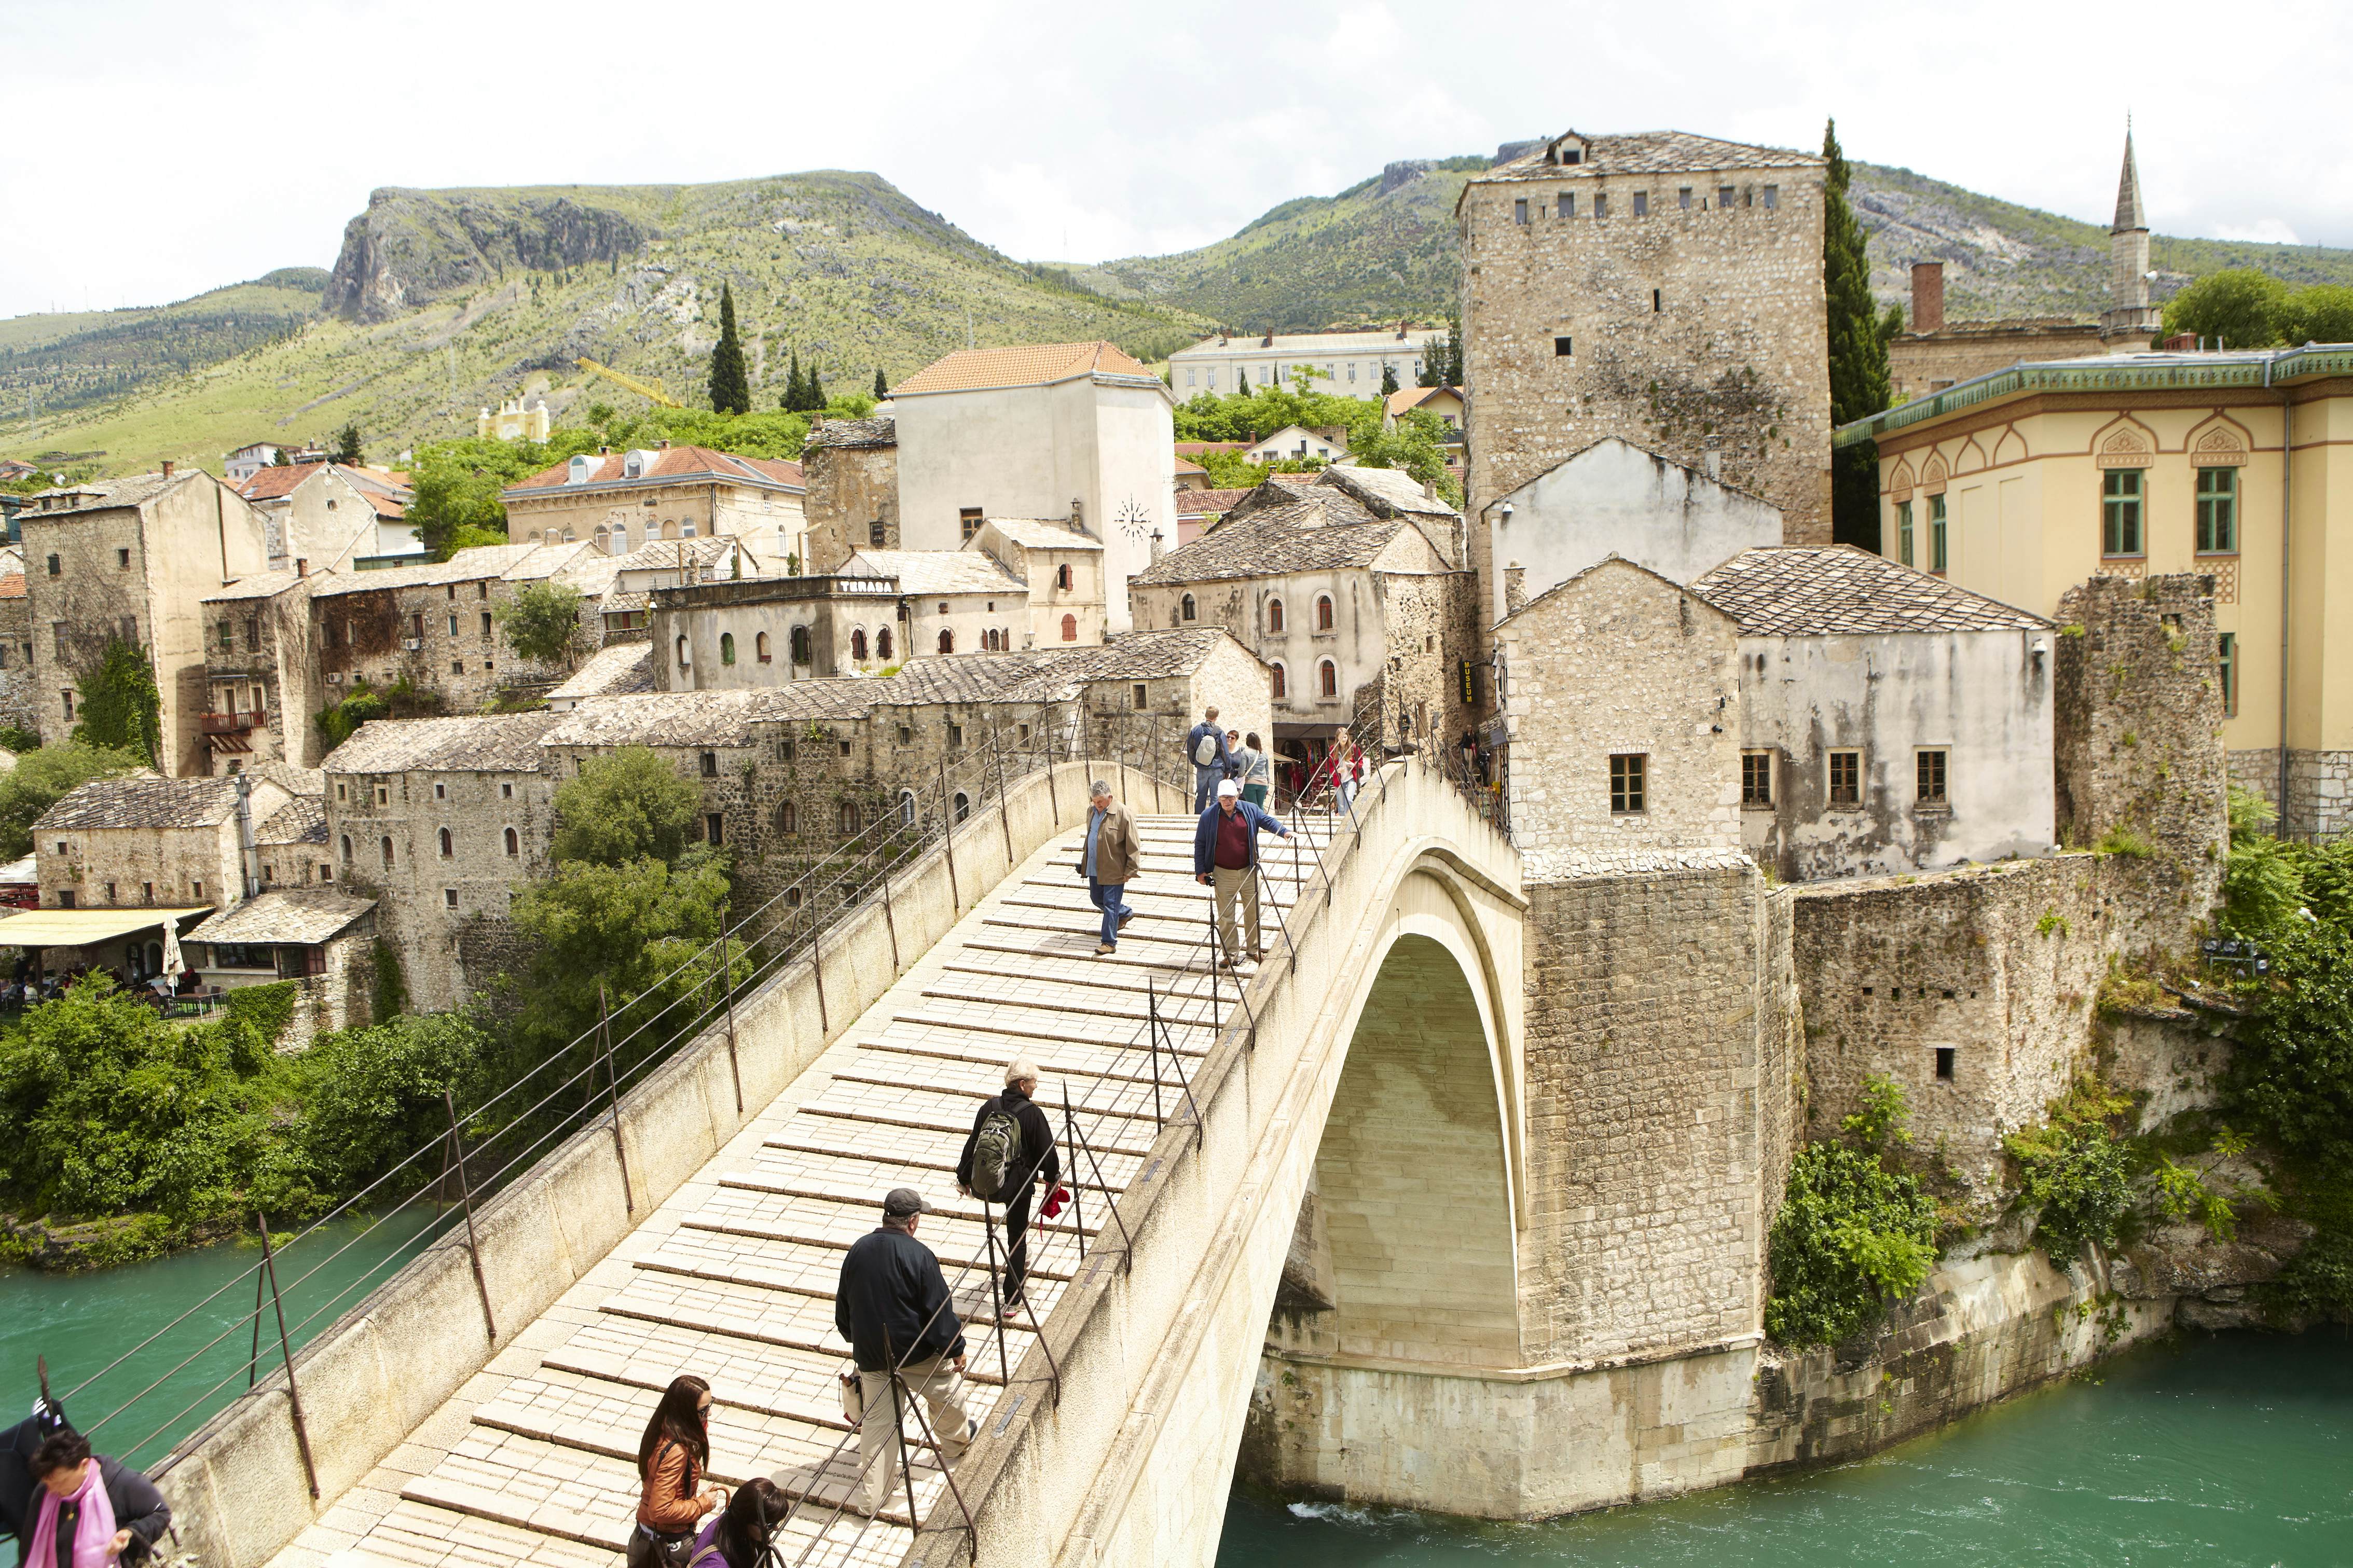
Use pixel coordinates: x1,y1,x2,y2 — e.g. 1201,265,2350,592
630,1376,728,1567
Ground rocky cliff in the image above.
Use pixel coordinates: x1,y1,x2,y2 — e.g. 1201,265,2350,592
323,189,648,322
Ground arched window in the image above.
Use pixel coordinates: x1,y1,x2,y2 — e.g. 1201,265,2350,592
380,836,394,868
938,629,955,654
1061,613,1078,642
339,834,351,864
594,524,610,553
774,799,798,835
1271,663,1287,701
897,789,916,826
1267,598,1285,633
1180,593,1196,622
1318,659,1338,698
1315,594,1334,631
503,826,519,857
851,629,869,661
838,801,861,835
1055,563,1073,590
437,827,453,859
720,633,736,665
790,625,812,665
662,519,680,540
953,790,970,823
876,627,894,660
676,635,691,668
756,631,772,663
680,522,697,538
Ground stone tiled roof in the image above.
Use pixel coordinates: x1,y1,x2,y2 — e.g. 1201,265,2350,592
892,342,1155,396
544,684,875,748
845,549,1025,596
1689,546,2051,637
610,535,733,573
325,713,566,774
546,643,654,704
310,543,541,597
256,794,328,848
1480,130,1820,183
600,591,650,615
874,629,1243,705
507,445,805,495
804,415,896,450
1131,492,1402,586
1317,464,1459,520
35,774,244,831
205,568,313,603
248,761,325,798
25,471,194,516
1175,488,1253,517
185,889,375,947
978,519,1103,553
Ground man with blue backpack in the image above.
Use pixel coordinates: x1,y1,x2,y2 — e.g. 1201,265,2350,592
956,1060,1061,1321
1185,707,1232,813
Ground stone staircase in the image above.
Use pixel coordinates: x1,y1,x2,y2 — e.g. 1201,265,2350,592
276,811,1332,1568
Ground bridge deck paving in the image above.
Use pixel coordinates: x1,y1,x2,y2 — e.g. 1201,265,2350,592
268,816,1223,1568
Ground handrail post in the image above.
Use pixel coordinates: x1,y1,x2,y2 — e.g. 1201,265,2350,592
882,864,902,968
444,1090,499,1343
598,983,634,1215
1060,1085,1085,1262
980,1201,1013,1389
246,1254,266,1389
719,900,743,1114
992,714,1014,869
1146,979,1165,1127
939,756,960,912
257,1213,320,1499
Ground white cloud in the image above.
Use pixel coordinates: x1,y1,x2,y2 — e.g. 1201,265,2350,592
1,0,2345,320
2211,219,2303,246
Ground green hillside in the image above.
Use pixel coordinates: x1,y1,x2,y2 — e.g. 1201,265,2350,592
4,173,1207,475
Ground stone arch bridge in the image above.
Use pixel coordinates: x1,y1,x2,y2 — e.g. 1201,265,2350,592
158,755,1647,1568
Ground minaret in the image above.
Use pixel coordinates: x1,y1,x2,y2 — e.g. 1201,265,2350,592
2100,124,2157,351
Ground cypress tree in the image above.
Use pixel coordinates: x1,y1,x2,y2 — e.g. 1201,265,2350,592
1235,368,1249,396
781,351,804,412
873,367,888,399
1823,118,1901,549
1380,364,1399,396
708,284,751,414
804,363,825,410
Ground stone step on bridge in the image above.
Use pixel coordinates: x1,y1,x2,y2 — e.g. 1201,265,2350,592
266,811,1334,1568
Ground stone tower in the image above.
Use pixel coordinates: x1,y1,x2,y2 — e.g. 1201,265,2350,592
2100,128,2157,350
1457,130,1832,657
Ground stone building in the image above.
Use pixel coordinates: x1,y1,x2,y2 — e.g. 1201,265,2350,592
1886,262,2104,406
501,444,807,567
200,568,323,772
1481,436,1783,623
800,415,900,572
0,571,34,734
1130,476,1473,756
183,888,378,1047
840,549,1035,659
32,770,296,915
1691,546,2058,880
1459,129,1832,661
970,518,1108,649
478,397,552,443
21,466,272,775
1840,343,2353,835
311,540,617,713
233,463,421,569
651,575,903,688
887,342,1175,630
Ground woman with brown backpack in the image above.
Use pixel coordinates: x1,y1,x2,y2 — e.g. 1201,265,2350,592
630,1376,728,1568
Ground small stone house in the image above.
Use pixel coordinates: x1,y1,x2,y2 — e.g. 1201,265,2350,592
800,415,900,572
182,887,377,1047
233,462,420,570
969,518,1108,649
502,444,807,567
840,549,1032,661
201,568,323,772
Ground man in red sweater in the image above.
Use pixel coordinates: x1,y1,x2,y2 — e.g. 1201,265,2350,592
1193,779,1289,966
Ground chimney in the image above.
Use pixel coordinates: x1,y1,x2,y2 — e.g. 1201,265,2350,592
598,445,610,456
295,558,308,577
1910,262,1945,334
160,460,175,479
2164,332,2196,353
656,439,670,450
1396,321,1408,339
1261,331,1273,347
1070,497,1084,532
1150,528,1165,564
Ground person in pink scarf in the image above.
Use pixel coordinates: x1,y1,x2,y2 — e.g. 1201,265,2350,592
22,1431,169,1568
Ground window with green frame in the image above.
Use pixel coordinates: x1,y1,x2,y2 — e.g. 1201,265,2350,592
1896,499,1914,566
2102,469,2143,557
2196,466,2238,553
2218,632,2238,716
1929,493,1948,574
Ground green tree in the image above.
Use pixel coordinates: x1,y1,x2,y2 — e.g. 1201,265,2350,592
802,362,825,410
2279,284,2353,346
1235,368,1249,396
874,367,889,399
295,1012,489,1194
2227,921,2353,1175
334,422,364,465
494,581,586,669
2004,1075,2133,1258
313,683,391,754
0,741,143,858
1348,408,1463,506
550,746,701,867
707,283,751,414
1824,118,1900,551
1379,364,1399,396
2163,269,2289,349
72,639,164,768
1765,1142,1938,1347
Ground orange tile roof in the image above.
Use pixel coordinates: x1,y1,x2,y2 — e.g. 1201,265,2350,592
1385,385,1462,418
0,573,24,600
892,341,1154,396
1173,457,1208,476
236,462,325,501
507,445,805,494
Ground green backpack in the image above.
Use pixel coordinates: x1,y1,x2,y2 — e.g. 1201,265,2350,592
969,1103,1023,1200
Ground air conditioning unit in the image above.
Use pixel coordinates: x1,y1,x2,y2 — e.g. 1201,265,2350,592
402,638,423,651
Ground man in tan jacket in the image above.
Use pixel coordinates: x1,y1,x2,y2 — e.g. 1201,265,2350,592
1078,779,1145,954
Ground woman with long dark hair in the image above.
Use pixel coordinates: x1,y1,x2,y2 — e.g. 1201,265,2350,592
685,1477,789,1567
630,1376,726,1568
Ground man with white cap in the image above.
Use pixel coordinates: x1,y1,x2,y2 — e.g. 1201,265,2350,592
956,1059,1060,1319
1192,778,1289,967
835,1188,976,1516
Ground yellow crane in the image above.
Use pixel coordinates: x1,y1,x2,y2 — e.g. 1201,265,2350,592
574,357,682,409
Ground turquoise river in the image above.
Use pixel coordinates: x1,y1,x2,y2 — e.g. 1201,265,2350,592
1218,1331,2352,1566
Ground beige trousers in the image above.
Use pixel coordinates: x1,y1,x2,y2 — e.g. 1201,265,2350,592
856,1352,973,1514
1213,863,1261,958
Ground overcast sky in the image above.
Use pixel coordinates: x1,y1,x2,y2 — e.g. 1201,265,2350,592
6,0,2346,320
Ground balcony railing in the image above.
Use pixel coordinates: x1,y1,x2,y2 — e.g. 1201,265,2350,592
199,711,265,734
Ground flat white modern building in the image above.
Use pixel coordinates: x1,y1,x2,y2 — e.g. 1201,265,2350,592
888,342,1173,632
1168,328,1439,401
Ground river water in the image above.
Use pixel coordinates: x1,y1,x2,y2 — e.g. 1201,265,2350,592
1217,1331,2352,1566
0,1210,441,1470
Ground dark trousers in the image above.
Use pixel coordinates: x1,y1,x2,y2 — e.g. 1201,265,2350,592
997,1181,1035,1303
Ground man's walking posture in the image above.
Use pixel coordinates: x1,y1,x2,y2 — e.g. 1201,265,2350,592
956,1059,1061,1316
835,1189,976,1516
1194,779,1289,967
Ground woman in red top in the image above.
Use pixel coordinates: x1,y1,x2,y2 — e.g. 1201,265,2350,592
630,1376,727,1568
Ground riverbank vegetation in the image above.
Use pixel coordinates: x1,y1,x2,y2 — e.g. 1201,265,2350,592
1763,1076,1938,1348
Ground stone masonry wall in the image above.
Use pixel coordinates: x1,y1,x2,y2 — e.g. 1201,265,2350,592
801,440,899,573
0,588,36,734
1518,861,1784,1364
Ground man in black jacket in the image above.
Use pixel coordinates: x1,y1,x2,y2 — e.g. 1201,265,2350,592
956,1059,1061,1318
835,1189,975,1517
